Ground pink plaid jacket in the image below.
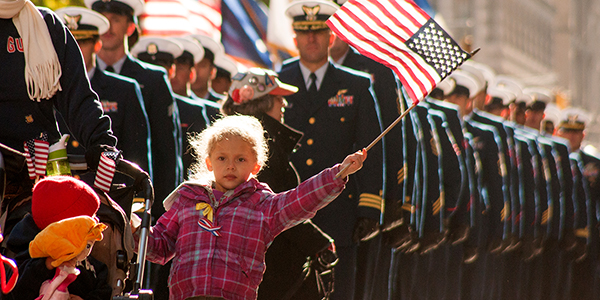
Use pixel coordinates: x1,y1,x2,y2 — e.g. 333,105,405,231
142,165,347,300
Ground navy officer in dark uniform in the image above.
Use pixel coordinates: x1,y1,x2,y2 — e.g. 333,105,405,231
86,0,183,216
189,33,227,105
170,36,214,179
129,35,186,181
170,35,221,125
212,54,237,95
54,6,151,187
278,1,384,299
556,107,599,300
130,35,211,300
328,14,401,300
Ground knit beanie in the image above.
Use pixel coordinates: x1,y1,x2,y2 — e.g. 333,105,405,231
31,176,100,230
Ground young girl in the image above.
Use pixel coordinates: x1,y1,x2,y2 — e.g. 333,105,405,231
134,115,366,300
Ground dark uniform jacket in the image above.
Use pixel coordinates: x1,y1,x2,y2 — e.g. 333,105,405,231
470,110,516,244
207,88,226,104
257,114,326,300
342,48,403,237
257,114,303,193
57,68,151,175
574,150,600,252
90,69,151,173
278,59,383,247
0,9,116,153
174,94,209,180
549,137,575,248
427,100,470,237
116,54,181,215
410,103,443,248
191,92,222,123
465,118,506,251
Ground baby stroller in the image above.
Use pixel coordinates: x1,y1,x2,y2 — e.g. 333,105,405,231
0,142,154,300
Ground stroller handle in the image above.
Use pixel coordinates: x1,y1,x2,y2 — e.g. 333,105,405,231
115,159,154,208
114,159,154,295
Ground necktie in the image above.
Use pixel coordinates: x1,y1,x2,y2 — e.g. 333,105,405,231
105,65,115,72
308,73,317,94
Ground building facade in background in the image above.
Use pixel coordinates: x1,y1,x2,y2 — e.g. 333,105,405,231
430,0,600,147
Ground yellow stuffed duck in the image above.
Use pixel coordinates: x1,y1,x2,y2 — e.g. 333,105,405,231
29,216,106,300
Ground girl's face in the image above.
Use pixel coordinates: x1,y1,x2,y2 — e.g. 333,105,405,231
205,136,261,192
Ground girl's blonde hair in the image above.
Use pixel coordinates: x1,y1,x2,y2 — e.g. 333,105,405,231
188,115,268,181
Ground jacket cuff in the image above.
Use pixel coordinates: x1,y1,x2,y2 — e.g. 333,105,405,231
357,192,383,220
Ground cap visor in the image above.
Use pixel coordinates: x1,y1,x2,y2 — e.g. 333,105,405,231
270,80,298,96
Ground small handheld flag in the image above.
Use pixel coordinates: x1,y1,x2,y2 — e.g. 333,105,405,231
326,0,474,104
23,133,49,179
94,151,119,193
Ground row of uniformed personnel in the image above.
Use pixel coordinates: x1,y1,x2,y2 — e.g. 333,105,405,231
384,59,600,300
46,1,391,300
15,0,600,299
46,3,236,299
51,1,235,217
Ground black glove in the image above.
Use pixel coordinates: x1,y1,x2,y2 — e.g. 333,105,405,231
85,144,121,171
352,217,380,243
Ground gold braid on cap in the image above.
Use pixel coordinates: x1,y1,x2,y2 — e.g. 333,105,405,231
292,5,329,31
64,14,99,40
559,114,586,131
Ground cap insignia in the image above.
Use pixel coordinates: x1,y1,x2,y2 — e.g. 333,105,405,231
567,114,580,124
147,43,158,55
302,5,321,21
64,14,82,31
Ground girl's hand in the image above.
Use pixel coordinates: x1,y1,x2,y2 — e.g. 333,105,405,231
337,149,367,178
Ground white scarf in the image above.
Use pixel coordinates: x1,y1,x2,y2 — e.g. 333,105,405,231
0,0,62,101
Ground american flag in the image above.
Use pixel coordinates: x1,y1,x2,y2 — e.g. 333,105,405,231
23,133,49,179
140,0,222,40
94,151,119,193
326,0,471,104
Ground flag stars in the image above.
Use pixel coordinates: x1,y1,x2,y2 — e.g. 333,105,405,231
405,19,471,77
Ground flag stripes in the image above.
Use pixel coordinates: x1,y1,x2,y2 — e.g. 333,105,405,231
23,141,36,179
34,140,49,176
23,134,49,179
94,151,118,193
141,0,222,40
327,0,469,104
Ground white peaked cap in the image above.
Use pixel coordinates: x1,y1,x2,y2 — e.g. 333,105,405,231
130,36,184,59
459,61,486,94
450,70,481,98
436,76,456,96
172,36,205,64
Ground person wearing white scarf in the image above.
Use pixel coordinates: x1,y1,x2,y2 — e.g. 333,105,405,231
0,0,62,101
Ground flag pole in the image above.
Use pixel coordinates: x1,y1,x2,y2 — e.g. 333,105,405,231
335,101,418,178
